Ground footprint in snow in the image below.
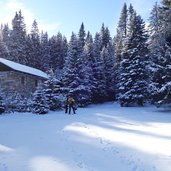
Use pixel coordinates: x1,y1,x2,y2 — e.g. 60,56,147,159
77,161,84,168
111,148,120,155
132,165,138,171
0,164,8,171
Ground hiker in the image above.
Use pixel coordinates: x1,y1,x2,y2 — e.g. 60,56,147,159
64,96,69,114
65,95,77,114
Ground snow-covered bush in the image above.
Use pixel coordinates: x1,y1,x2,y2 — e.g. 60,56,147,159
4,92,31,113
0,95,5,114
31,84,49,114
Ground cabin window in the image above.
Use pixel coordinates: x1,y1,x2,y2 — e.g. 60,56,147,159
35,80,38,87
21,76,25,85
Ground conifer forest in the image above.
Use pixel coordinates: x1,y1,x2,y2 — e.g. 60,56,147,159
1,0,171,113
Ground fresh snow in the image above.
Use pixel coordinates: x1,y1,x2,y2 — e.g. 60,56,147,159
0,58,48,79
0,102,171,171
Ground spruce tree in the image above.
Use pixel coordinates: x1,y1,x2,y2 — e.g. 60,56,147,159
75,24,92,106
118,11,148,106
62,32,80,97
114,3,128,100
160,0,171,44
76,53,92,106
0,24,10,59
1,24,10,47
75,32,92,103
91,33,107,102
100,24,111,49
148,1,171,106
78,22,86,48
101,43,115,100
114,3,128,64
29,20,41,69
0,32,9,58
81,32,95,105
49,32,67,71
0,88,5,114
9,10,27,64
62,30,91,106
148,2,166,104
44,70,65,110
40,31,50,71
32,84,49,114
61,36,68,70
24,34,33,67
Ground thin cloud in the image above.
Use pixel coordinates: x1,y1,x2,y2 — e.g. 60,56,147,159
0,0,60,35
0,0,34,31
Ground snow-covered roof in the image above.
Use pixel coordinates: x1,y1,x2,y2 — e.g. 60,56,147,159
0,58,48,79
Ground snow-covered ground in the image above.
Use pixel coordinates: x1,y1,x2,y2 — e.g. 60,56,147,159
0,102,171,171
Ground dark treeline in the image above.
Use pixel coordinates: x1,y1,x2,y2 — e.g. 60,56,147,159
1,0,171,114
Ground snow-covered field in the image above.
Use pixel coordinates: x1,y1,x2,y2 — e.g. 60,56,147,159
0,102,171,171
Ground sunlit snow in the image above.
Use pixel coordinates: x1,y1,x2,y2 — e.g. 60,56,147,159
0,102,171,171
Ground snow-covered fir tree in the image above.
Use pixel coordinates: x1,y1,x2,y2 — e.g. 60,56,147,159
118,10,148,106
40,31,51,71
11,93,29,112
81,32,95,106
62,25,92,106
1,24,10,53
148,2,167,104
114,3,128,65
44,69,65,110
9,10,27,64
114,3,129,99
160,0,171,44
49,32,67,72
0,31,9,58
60,36,68,70
101,43,115,100
75,24,93,106
31,84,49,114
29,20,42,69
91,33,107,102
149,42,171,106
78,22,86,48
62,32,79,89
100,24,111,49
75,56,92,106
72,32,94,104
148,1,171,106
99,24,115,100
0,88,5,114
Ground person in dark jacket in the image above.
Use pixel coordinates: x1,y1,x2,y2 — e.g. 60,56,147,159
66,96,76,114
64,97,69,114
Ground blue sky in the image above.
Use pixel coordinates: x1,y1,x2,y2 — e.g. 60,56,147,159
0,0,160,39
